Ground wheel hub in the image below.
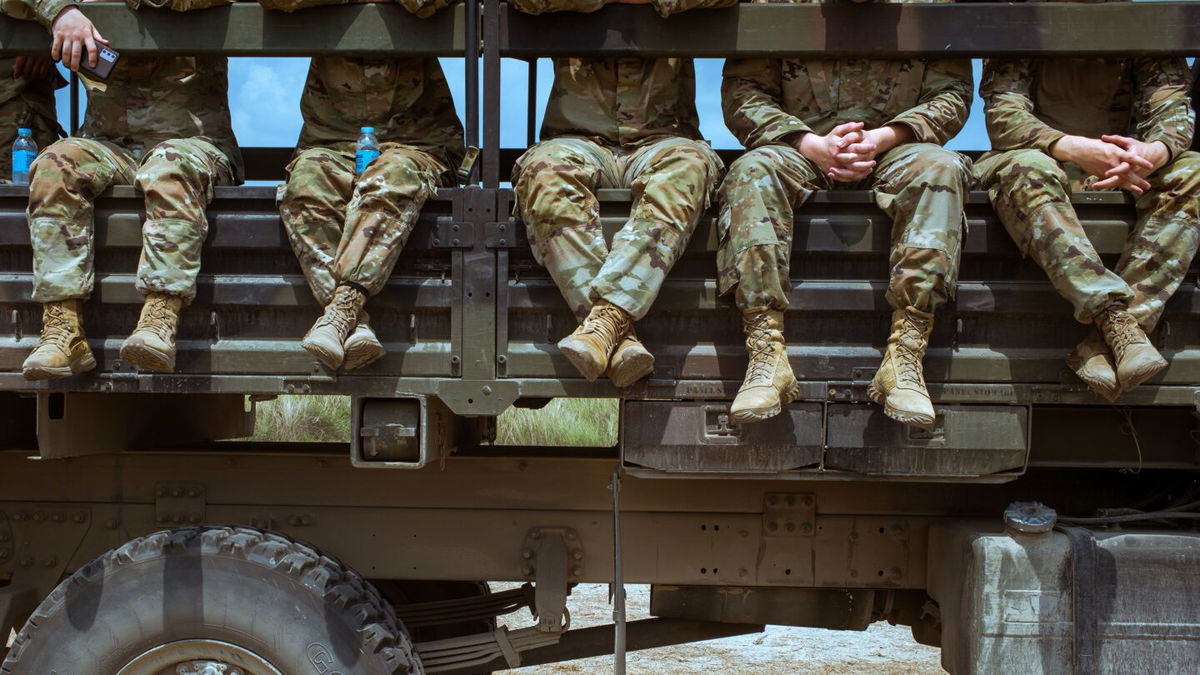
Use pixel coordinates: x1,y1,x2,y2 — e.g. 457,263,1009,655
116,640,282,675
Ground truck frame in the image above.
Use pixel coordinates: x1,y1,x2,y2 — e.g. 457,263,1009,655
2,3,1200,673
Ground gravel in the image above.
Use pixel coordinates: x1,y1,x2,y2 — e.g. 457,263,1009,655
496,583,943,674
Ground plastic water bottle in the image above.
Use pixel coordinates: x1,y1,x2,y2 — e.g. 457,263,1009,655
355,127,380,175
12,128,37,185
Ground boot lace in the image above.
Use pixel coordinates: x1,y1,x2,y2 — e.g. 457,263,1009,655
894,314,929,387
579,304,627,346
140,297,177,342
37,304,75,351
317,290,358,334
1101,309,1141,358
744,314,776,384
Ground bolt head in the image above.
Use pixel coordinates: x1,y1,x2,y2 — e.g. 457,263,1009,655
73,513,85,523
802,496,814,507
0,532,9,543
31,512,43,522
530,530,541,539
522,565,534,576
521,549,533,560
0,549,9,559
767,495,779,506
571,566,583,577
572,550,583,560
51,513,63,522
767,521,779,532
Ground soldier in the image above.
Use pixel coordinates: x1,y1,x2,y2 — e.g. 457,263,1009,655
718,0,972,428
511,0,733,387
975,39,1199,401
264,0,464,371
0,1,63,182
20,0,243,380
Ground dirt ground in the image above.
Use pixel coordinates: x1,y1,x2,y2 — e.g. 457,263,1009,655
496,584,944,674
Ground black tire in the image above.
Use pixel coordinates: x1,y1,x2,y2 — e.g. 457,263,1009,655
0,527,421,675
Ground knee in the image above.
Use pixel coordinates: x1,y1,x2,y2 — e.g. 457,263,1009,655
909,145,972,188
726,149,779,184
999,149,1068,190
29,138,93,181
137,141,205,190
646,142,714,183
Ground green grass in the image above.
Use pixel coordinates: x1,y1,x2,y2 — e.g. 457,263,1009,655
494,398,619,447
250,395,618,447
251,395,352,442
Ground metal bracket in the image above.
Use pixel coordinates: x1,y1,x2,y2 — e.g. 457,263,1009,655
521,527,582,633
484,219,522,248
432,218,476,248
155,483,206,526
763,493,816,538
437,379,520,416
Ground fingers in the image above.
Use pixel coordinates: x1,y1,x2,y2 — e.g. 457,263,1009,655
12,56,26,80
1091,175,1123,191
1124,172,1151,192
1123,151,1155,172
843,141,877,156
827,166,873,183
51,33,63,63
68,38,82,72
1101,134,1135,148
92,27,108,46
1103,161,1133,179
830,121,865,138
85,35,98,68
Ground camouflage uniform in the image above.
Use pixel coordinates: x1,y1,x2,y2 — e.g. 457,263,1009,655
975,57,1199,331
268,0,465,305
0,2,63,180
510,0,733,321
718,0,973,315
24,0,243,305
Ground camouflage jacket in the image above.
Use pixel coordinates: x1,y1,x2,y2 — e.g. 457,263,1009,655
26,0,244,180
980,57,1196,160
259,0,465,169
722,0,972,150
510,0,737,148
0,3,64,132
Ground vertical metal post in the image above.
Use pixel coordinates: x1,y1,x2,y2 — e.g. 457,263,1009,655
526,58,537,147
464,0,479,183
482,0,502,188
69,72,80,136
611,467,627,675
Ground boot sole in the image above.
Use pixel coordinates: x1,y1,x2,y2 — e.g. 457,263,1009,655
120,341,176,373
608,352,654,388
868,381,935,430
731,380,801,425
301,338,344,371
22,353,97,381
343,340,385,372
1120,356,1168,393
1075,370,1121,403
558,340,606,382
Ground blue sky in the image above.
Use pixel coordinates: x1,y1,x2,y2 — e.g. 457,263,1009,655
54,57,990,153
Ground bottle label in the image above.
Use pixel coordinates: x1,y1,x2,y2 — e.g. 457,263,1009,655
356,150,380,175
12,150,35,175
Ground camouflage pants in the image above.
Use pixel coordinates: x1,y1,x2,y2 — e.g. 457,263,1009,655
27,136,234,304
718,143,970,313
513,136,723,321
279,144,447,305
975,149,1200,329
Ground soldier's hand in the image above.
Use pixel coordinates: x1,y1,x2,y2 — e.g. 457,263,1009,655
798,122,875,183
51,6,109,73
1101,135,1170,176
12,56,54,82
1053,135,1153,195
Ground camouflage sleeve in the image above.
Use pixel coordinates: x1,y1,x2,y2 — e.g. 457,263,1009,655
131,0,234,9
507,0,605,15
650,0,737,19
885,58,972,146
258,0,454,17
722,58,810,149
0,0,40,21
27,0,76,26
980,58,1064,154
1132,57,1195,161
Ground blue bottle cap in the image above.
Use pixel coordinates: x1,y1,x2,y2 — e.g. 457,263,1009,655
17,128,31,136
361,127,375,135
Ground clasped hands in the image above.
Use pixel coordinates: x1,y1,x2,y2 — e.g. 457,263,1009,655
793,122,910,183
1051,134,1169,196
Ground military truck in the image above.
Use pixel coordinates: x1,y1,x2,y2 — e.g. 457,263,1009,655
2,2,1200,673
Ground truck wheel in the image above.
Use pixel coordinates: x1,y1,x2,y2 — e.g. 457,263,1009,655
0,527,420,675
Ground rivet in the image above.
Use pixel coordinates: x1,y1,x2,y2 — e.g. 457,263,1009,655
850,570,858,578
188,513,201,524
802,496,814,507
530,530,541,540
0,532,9,543
300,516,312,526
18,557,32,568
566,531,577,540
288,516,301,527
0,550,9,559
42,557,56,568
73,512,86,523
572,550,583,561
157,487,168,497
767,521,779,532
571,566,583,577
481,385,492,395
521,549,533,560
800,522,813,534
106,518,120,530
188,488,200,498
31,512,43,523
785,521,796,533
51,513,63,523
521,565,534,576
171,488,183,498
785,495,796,506
767,495,779,506
13,511,26,522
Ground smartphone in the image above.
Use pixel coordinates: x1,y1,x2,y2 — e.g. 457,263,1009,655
78,45,120,82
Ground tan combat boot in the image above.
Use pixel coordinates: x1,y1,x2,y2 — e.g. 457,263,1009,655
120,293,184,373
606,328,654,388
22,300,95,381
730,309,799,424
1095,306,1167,392
557,300,632,381
302,284,366,370
1067,329,1120,402
342,310,385,371
868,307,937,430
